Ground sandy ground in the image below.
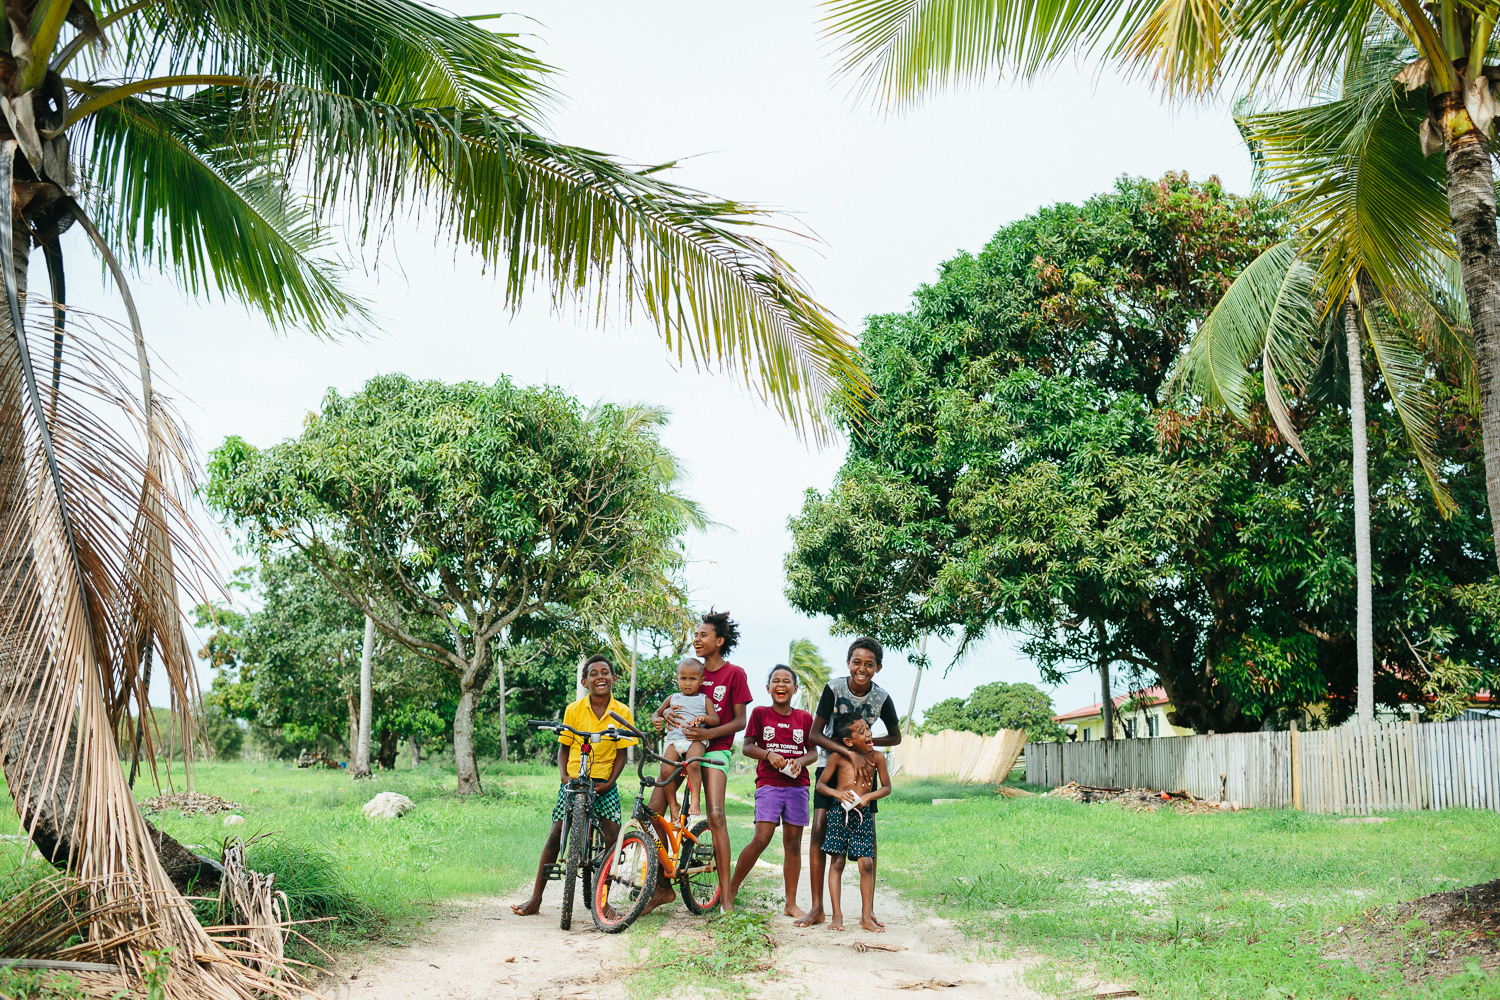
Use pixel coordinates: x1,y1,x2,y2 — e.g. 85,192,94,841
313,853,1068,1000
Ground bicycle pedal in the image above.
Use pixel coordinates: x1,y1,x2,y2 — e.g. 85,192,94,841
543,863,563,881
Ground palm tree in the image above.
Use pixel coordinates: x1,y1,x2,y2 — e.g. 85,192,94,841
788,638,832,712
0,2,864,991
819,0,1500,568
1176,43,1469,724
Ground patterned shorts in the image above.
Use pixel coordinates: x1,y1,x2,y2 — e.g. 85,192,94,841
551,783,621,824
821,805,875,859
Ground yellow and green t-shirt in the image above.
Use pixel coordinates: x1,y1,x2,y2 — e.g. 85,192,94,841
560,696,637,780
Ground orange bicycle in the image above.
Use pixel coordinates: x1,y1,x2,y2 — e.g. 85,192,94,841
591,711,720,932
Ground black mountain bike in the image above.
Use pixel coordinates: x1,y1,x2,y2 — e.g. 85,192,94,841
526,719,619,931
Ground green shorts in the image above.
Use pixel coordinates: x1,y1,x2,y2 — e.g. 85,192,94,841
698,750,732,773
552,783,620,824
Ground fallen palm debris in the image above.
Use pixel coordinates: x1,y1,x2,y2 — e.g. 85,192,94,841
1044,781,1237,814
140,791,242,816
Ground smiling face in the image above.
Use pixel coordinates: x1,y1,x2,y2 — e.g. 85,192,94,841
584,661,615,698
692,622,724,660
767,667,797,706
675,661,704,697
847,646,880,690
840,717,873,752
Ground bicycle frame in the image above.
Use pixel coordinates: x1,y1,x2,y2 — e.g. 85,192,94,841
604,712,712,882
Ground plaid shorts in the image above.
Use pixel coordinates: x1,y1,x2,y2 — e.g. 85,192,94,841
552,783,621,824
821,805,875,859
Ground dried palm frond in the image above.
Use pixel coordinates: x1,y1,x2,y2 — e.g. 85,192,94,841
0,156,286,993
217,838,288,975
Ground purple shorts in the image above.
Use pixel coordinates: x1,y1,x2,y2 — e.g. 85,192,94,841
754,784,810,827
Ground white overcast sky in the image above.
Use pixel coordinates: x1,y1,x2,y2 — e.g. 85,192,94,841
67,1,1254,723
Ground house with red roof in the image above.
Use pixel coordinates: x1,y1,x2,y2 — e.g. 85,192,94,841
1052,685,1196,741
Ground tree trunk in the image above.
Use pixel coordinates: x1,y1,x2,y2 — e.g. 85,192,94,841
1097,620,1114,740
0,222,214,894
1437,90,1500,570
351,615,374,777
453,647,493,794
345,690,358,762
375,727,397,770
409,734,420,768
628,633,637,763
903,633,927,734
1345,301,1375,725
494,645,508,763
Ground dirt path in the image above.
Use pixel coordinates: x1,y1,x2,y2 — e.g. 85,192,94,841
317,857,1067,1000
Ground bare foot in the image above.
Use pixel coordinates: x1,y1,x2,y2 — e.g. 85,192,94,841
860,916,884,933
869,912,886,928
638,883,678,915
783,903,806,919
793,908,824,928
828,915,845,931
510,899,541,916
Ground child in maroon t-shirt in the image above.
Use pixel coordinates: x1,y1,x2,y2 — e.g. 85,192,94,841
727,665,818,916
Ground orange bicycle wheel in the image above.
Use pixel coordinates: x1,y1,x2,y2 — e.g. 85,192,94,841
592,822,658,934
678,819,720,914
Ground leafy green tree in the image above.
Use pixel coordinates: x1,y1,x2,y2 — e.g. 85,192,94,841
820,0,1500,570
919,682,1065,741
195,550,450,761
787,175,1500,731
205,376,699,793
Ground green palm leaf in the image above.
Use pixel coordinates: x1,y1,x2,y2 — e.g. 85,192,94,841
787,638,831,712
94,0,554,114
79,89,367,334
197,83,866,436
1174,239,1320,455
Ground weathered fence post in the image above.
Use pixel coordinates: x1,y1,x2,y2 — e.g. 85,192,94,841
1290,720,1301,811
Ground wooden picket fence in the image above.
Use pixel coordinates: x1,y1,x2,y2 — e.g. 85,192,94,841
1024,717,1500,814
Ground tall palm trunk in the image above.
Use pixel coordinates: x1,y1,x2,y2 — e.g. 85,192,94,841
494,645,508,763
902,633,927,734
1345,300,1375,725
1436,92,1500,570
351,614,374,777
1096,619,1114,740
0,223,208,892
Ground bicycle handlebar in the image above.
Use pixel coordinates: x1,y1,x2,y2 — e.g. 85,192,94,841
607,711,695,788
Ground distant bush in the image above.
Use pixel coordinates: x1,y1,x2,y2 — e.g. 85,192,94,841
919,682,1066,742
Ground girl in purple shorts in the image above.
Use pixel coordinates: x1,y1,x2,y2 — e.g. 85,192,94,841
727,665,819,917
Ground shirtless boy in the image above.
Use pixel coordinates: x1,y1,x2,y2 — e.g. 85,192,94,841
814,714,891,932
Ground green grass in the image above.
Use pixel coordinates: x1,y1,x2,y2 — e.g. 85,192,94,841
624,910,774,1000
871,786,1500,999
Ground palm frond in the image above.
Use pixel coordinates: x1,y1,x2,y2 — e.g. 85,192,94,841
214,84,867,439
92,0,554,116
1359,295,1456,513
75,90,368,335
1174,239,1319,452
787,638,831,712
1240,49,1453,307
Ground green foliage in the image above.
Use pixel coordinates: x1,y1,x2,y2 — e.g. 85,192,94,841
870,784,1500,1000
919,681,1065,741
786,639,831,712
786,173,1500,731
625,910,773,999
200,707,245,761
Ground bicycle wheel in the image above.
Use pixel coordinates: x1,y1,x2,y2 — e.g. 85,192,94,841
584,820,609,895
678,819,721,914
592,820,659,934
560,793,589,931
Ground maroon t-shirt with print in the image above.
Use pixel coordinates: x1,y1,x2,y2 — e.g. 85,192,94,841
747,705,814,788
701,661,753,753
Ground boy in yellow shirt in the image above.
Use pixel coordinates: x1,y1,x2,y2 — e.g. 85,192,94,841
512,655,636,916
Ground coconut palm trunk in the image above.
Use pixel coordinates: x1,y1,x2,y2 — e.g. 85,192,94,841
1436,94,1500,569
1344,301,1376,724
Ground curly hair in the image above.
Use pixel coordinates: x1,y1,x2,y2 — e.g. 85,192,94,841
580,653,614,684
845,637,883,667
700,608,740,655
767,664,797,686
833,713,866,742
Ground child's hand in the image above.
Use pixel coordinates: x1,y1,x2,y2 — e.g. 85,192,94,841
783,760,803,778
652,715,665,732
766,751,787,771
840,789,861,808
